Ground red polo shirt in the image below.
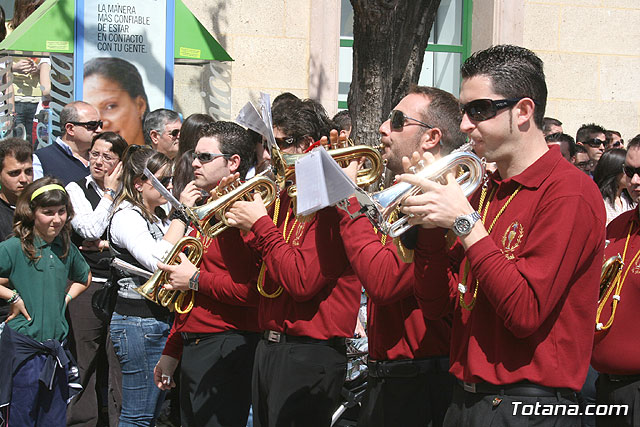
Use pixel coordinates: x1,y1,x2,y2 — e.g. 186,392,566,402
413,148,605,391
162,228,260,359
337,199,450,360
592,207,640,375
218,192,361,340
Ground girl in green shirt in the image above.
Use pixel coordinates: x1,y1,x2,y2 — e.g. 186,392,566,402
0,177,91,426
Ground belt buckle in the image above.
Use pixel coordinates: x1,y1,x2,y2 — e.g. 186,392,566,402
267,330,281,343
463,382,477,393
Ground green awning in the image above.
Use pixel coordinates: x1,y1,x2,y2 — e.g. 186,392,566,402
0,0,74,54
0,0,232,61
174,0,232,61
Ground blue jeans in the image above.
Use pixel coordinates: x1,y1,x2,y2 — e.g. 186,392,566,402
110,313,169,427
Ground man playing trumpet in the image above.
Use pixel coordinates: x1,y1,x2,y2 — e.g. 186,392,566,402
221,98,362,427
153,121,261,427
399,45,605,426
336,85,464,427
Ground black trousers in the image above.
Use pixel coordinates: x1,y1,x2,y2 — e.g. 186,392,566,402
443,381,580,427
252,338,347,427
358,356,454,427
180,330,259,427
595,374,640,427
66,282,110,426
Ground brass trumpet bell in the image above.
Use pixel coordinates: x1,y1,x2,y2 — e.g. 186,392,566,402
599,254,623,301
134,236,203,313
188,172,278,238
345,144,485,238
270,140,384,197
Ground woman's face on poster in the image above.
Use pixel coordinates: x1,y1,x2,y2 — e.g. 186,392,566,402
83,74,147,146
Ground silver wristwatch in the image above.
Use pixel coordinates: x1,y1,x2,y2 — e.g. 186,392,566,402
452,211,481,236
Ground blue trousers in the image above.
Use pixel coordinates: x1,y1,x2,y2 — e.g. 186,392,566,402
9,353,68,427
110,313,169,427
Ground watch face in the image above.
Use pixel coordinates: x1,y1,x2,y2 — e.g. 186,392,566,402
457,218,471,233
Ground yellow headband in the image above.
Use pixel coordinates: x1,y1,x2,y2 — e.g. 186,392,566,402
30,184,66,201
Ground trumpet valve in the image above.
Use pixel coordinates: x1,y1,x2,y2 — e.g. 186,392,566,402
409,165,417,174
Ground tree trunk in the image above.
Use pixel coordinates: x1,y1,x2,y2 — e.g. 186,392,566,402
348,0,440,147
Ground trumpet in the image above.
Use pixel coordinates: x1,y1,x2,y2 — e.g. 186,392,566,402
134,172,278,313
343,143,485,237
135,236,203,313
188,172,278,238
599,254,623,301
270,139,384,198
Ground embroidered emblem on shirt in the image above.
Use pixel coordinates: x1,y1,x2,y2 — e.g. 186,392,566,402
501,220,524,260
631,256,640,275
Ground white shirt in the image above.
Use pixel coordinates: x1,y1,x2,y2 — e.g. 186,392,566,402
109,201,172,272
66,175,114,241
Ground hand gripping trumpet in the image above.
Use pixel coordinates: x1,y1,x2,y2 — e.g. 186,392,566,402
134,172,278,313
341,143,485,237
270,139,384,198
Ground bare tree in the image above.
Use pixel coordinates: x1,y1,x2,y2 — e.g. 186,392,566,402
348,0,441,146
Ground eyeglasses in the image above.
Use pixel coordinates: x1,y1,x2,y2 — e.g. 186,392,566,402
622,164,640,179
388,110,433,131
583,138,606,148
69,120,103,131
89,151,117,162
165,129,180,140
191,151,230,163
460,98,526,122
275,136,298,149
611,141,623,148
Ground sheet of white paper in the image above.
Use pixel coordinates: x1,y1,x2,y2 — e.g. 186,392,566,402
235,102,271,144
259,92,276,149
295,147,358,216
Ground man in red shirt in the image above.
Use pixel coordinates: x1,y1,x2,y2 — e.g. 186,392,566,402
399,45,606,426
222,98,362,427
592,134,640,427
153,121,261,427
337,85,464,426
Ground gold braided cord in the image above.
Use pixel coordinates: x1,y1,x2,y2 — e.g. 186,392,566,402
595,221,640,331
459,184,523,311
256,195,303,299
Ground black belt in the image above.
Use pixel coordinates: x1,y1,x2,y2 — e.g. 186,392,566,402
603,373,640,383
181,330,257,343
368,357,449,378
457,380,576,398
262,330,346,348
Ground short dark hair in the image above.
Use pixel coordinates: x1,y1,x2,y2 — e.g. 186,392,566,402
143,109,181,146
576,123,606,143
332,110,352,133
200,121,256,179
627,134,640,150
272,98,332,145
575,144,588,155
408,85,465,155
461,45,547,129
545,132,576,158
543,117,562,134
0,137,32,171
272,92,300,110
90,132,128,160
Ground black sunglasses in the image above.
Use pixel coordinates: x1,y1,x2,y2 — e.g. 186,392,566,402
583,138,606,148
69,120,103,131
191,151,231,163
166,128,180,139
623,164,640,179
388,110,433,131
460,98,525,122
142,175,172,187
